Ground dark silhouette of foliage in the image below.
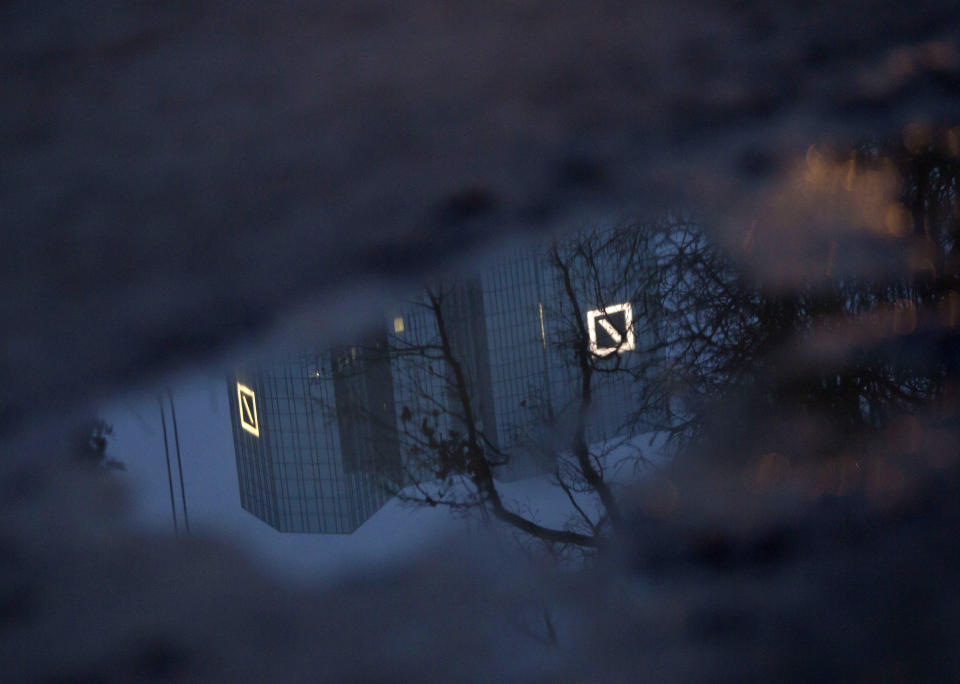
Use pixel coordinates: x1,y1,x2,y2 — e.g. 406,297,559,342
634,132,960,464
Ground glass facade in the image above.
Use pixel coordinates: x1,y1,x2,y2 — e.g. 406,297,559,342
478,244,647,477
230,229,653,531
228,348,399,533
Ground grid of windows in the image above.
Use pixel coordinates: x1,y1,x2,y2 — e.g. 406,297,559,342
388,293,467,484
481,248,557,476
229,351,395,534
542,249,648,446
229,229,654,532
478,245,645,474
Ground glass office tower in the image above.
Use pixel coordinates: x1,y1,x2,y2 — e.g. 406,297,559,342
479,247,561,477
229,340,401,533
229,227,653,531
387,241,648,482
387,278,502,483
478,243,646,477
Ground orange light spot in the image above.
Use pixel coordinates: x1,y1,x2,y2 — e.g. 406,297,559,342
843,158,857,192
884,203,911,237
946,127,960,157
940,291,960,328
804,145,827,183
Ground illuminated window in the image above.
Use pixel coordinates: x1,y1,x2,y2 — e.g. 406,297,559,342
393,316,405,333
538,302,546,349
236,383,260,437
586,302,635,357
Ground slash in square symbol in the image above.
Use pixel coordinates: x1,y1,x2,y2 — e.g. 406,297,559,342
236,383,260,437
586,302,635,357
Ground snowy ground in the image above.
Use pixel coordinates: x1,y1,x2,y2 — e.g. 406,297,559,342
6,377,959,682
102,369,667,586
102,373,472,587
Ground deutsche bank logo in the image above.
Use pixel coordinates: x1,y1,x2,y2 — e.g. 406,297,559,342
236,383,260,437
586,302,635,357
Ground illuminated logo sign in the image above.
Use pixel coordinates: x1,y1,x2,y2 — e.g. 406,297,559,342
236,383,260,437
586,302,635,356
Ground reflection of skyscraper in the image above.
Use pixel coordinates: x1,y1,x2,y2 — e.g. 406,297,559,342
229,229,651,531
478,245,644,477
385,243,646,481
479,248,559,477
229,338,400,533
439,277,500,452
386,280,501,483
330,329,402,479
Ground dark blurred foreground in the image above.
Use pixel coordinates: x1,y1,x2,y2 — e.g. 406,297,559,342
4,0,960,432
4,1,960,682
1,402,959,682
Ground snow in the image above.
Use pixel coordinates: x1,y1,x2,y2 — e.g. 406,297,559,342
101,369,670,586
